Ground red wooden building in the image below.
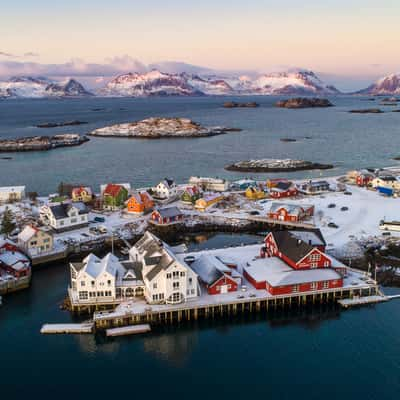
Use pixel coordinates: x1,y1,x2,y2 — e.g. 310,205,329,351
269,181,298,199
244,231,345,295
151,207,184,225
267,203,314,222
0,239,31,278
190,254,239,295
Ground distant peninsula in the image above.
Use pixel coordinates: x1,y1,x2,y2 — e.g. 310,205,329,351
348,108,384,114
36,120,88,128
225,158,333,173
0,134,89,152
275,98,334,109
223,101,259,108
89,117,241,139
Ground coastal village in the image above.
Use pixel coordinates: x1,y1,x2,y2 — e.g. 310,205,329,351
2,165,400,333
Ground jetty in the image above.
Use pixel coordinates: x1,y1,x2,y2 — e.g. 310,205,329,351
338,293,400,308
40,322,94,334
106,324,151,337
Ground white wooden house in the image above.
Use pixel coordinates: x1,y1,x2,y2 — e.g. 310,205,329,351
153,178,178,200
129,231,199,304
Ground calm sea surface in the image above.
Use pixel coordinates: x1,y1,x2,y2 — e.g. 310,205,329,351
0,96,399,194
1,233,400,399
1,98,400,398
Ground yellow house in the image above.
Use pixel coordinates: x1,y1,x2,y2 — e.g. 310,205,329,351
245,186,266,200
195,194,224,212
71,186,93,203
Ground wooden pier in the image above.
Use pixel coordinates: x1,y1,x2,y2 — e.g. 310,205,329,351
40,322,94,334
93,285,379,331
106,324,151,337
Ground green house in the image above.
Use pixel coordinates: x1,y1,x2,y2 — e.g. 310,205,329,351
181,186,201,204
103,184,129,209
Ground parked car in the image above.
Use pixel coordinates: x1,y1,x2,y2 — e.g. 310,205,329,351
341,206,349,211
328,203,336,208
249,211,260,215
94,216,105,223
328,222,339,228
344,191,352,195
97,226,108,234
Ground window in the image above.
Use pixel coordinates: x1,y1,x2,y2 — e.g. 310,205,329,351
81,216,85,221
80,281,86,287
153,282,157,289
152,294,158,301
30,241,37,246
189,277,192,285
44,238,50,243
60,221,64,226
191,289,195,295
310,254,320,262
107,280,111,286
159,293,164,300
173,282,179,289
79,291,88,300
310,282,317,290
324,261,330,267
71,218,77,224
173,271,180,278
323,281,329,289
180,271,185,277
292,285,299,293
167,273,171,279
91,281,95,286
310,263,318,269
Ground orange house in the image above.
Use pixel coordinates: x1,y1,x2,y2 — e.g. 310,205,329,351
126,192,154,214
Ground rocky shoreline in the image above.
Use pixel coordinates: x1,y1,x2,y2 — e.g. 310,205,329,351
275,97,333,109
225,158,334,173
89,117,241,138
0,134,89,152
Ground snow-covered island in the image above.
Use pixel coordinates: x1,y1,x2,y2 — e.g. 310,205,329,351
0,134,89,152
89,117,241,139
275,97,334,109
225,158,334,172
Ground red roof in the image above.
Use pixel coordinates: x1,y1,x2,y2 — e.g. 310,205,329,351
104,184,124,197
72,186,91,196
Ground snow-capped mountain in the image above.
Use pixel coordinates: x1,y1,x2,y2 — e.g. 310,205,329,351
98,70,203,97
247,70,340,95
357,73,400,95
0,76,92,98
98,69,339,97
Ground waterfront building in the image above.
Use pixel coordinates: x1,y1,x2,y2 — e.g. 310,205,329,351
101,183,129,210
150,207,184,225
0,239,31,278
69,253,145,304
245,186,266,200
244,231,345,295
153,178,178,200
0,186,25,203
17,225,54,256
188,176,229,192
267,203,314,222
181,186,201,204
297,180,331,195
39,202,89,232
129,232,199,304
371,176,400,191
190,254,239,295
269,181,298,198
71,186,93,203
195,193,224,211
266,178,289,189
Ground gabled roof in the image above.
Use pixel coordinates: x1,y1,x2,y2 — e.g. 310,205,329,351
289,229,326,248
269,202,309,216
103,184,126,198
18,225,38,242
155,207,182,218
48,202,88,219
268,231,316,264
272,181,293,192
72,186,92,196
190,254,230,285
82,253,122,279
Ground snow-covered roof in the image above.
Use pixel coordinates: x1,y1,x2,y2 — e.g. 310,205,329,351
82,253,122,279
18,225,38,242
190,254,230,285
244,257,341,287
269,202,312,215
0,251,30,270
289,230,326,247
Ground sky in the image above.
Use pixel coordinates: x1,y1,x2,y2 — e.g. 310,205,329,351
1,0,400,90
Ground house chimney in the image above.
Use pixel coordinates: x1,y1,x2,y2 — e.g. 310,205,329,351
297,239,302,246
